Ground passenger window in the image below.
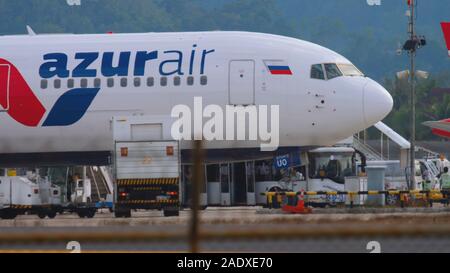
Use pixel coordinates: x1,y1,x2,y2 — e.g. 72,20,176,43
324,64,343,80
311,64,325,80
187,76,194,86
54,79,61,89
107,78,114,88
120,78,127,87
160,77,167,87
147,77,154,87
134,77,141,87
174,76,181,86
200,76,208,86
41,79,48,89
67,79,75,88
80,78,88,88
94,78,101,88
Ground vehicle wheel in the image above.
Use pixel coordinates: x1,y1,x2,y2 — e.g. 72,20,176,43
114,208,131,218
269,186,283,192
268,187,284,208
2,211,17,220
38,212,47,219
77,211,86,218
7,213,17,220
164,209,180,217
325,195,337,207
386,194,399,206
47,211,57,219
124,209,132,218
86,209,96,218
0,210,7,219
200,206,208,211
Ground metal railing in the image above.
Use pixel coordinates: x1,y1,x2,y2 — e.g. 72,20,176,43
353,136,383,161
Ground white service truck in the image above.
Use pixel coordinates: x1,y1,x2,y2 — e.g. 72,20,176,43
0,168,99,219
113,140,181,217
0,172,62,219
112,116,181,218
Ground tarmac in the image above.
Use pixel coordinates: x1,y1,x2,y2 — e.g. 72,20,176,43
1,207,450,252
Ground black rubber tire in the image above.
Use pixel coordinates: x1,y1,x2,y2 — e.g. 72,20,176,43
269,187,283,192
163,209,180,217
268,187,284,209
47,211,57,219
77,211,86,218
124,209,132,218
86,209,96,219
114,208,131,218
386,194,399,206
2,211,18,220
38,212,47,219
7,213,17,220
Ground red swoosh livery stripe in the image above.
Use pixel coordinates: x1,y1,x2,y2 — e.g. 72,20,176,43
442,22,450,51
0,59,45,127
0,65,8,108
432,118,450,139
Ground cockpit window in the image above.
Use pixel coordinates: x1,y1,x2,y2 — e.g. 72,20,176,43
324,63,343,80
311,63,363,80
310,64,325,80
337,63,364,77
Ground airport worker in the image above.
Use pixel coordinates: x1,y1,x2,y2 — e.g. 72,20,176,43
296,170,304,181
290,168,302,181
422,169,432,191
440,167,450,205
437,154,450,175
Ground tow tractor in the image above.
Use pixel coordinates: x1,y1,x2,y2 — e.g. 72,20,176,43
0,169,62,219
0,167,98,219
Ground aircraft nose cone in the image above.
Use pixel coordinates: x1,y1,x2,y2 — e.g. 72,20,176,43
363,80,393,127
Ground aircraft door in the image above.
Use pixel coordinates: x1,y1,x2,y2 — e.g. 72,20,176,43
0,64,10,112
229,60,255,105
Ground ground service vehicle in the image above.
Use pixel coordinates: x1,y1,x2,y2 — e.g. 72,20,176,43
114,140,180,217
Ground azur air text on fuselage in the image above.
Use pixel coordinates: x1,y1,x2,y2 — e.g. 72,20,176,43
39,45,216,79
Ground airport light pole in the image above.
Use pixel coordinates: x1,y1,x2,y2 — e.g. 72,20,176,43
401,0,426,190
409,0,416,190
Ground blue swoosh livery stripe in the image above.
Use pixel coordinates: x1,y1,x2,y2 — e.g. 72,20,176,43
43,88,101,127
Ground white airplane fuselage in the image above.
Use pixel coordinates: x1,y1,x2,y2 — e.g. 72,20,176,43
0,31,393,155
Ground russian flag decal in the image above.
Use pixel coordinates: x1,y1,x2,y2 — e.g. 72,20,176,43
264,61,293,75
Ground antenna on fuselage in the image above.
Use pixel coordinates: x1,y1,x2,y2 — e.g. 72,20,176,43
26,25,36,36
